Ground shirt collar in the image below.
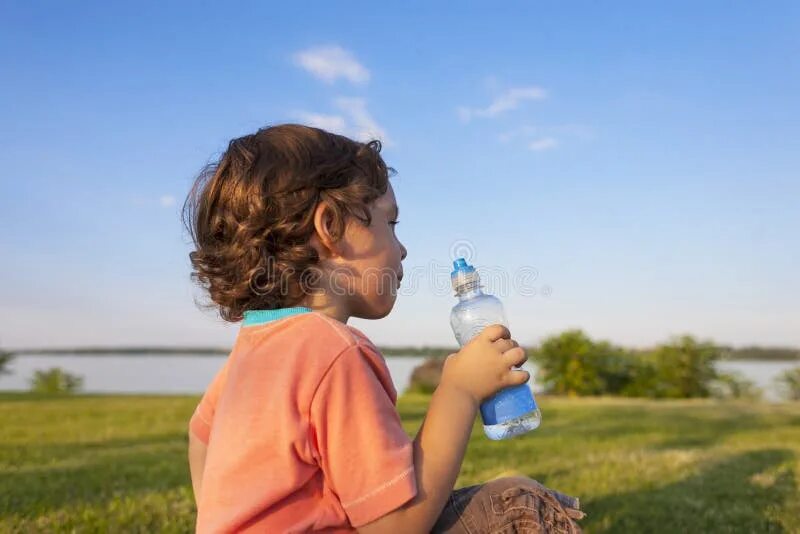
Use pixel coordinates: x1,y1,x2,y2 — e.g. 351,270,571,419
242,306,312,327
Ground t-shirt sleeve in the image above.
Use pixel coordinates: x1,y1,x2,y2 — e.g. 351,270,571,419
189,362,228,444
309,343,417,527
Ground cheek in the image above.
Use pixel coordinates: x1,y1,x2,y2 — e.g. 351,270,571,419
344,223,401,314
355,267,397,315
361,267,398,297
355,225,398,265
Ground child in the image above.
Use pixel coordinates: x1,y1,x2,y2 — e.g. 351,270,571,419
183,124,583,533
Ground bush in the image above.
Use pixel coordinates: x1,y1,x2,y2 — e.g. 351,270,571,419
618,358,660,398
406,357,445,394
775,367,800,401
646,335,722,398
533,331,723,399
0,351,12,375
534,330,635,396
710,372,762,400
30,368,84,394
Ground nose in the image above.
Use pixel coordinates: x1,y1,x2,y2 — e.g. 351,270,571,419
400,241,408,261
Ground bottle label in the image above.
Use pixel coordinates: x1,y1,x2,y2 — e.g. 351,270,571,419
480,384,538,426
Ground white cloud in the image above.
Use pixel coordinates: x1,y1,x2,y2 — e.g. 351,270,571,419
159,195,176,207
294,97,391,146
529,137,558,151
334,97,389,144
498,124,593,151
292,45,370,85
459,86,547,122
294,112,347,132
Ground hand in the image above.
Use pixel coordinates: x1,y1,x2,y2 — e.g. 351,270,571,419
440,324,529,405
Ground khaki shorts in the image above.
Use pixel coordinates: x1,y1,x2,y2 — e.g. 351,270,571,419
431,477,585,534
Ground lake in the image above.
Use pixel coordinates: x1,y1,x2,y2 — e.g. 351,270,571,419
1,354,796,401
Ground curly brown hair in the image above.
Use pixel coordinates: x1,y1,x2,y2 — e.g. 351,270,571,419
182,124,392,322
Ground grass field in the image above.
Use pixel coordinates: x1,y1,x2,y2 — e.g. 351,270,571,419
1,392,799,533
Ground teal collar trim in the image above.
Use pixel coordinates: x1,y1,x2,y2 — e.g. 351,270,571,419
242,306,312,326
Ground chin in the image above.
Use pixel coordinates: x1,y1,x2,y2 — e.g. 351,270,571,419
354,297,396,320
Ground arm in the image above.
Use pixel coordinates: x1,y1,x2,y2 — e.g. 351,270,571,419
358,381,478,533
187,360,227,504
188,430,208,503
360,326,527,533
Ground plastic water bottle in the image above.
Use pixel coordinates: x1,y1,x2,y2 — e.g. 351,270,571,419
449,257,541,440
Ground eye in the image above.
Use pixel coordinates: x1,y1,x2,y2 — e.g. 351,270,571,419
389,219,400,227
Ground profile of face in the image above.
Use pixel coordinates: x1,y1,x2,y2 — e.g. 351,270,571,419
312,183,408,320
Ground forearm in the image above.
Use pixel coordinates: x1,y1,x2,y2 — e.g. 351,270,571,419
188,431,207,503
401,381,478,532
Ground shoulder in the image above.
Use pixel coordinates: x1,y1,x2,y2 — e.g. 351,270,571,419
236,311,382,370
342,322,379,352
315,320,397,403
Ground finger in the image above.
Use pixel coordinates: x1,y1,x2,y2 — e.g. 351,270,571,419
481,324,510,342
505,368,531,387
502,346,528,367
492,338,518,353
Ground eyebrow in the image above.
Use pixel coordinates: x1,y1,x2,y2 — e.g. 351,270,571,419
390,204,399,219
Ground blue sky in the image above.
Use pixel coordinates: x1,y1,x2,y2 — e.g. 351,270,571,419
1,1,798,349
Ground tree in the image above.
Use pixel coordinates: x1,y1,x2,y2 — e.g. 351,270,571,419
407,357,445,394
534,331,725,399
0,350,12,375
535,330,633,396
711,372,762,400
648,335,721,398
30,368,84,394
775,367,800,401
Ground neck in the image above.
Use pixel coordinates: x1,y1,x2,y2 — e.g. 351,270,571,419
309,300,350,324
300,275,351,324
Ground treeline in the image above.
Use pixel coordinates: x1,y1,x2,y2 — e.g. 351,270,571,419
7,345,458,358
388,342,800,361
4,342,799,362
6,347,231,356
404,329,800,400
379,346,456,358
718,346,800,361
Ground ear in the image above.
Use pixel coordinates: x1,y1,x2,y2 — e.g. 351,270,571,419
311,201,342,259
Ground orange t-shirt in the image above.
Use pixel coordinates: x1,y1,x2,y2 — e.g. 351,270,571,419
189,308,417,533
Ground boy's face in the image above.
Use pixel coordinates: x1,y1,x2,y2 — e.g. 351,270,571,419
334,183,407,320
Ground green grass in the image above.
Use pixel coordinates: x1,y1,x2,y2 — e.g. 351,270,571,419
1,392,798,533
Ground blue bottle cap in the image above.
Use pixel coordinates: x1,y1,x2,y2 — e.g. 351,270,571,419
451,257,480,292
451,257,475,277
